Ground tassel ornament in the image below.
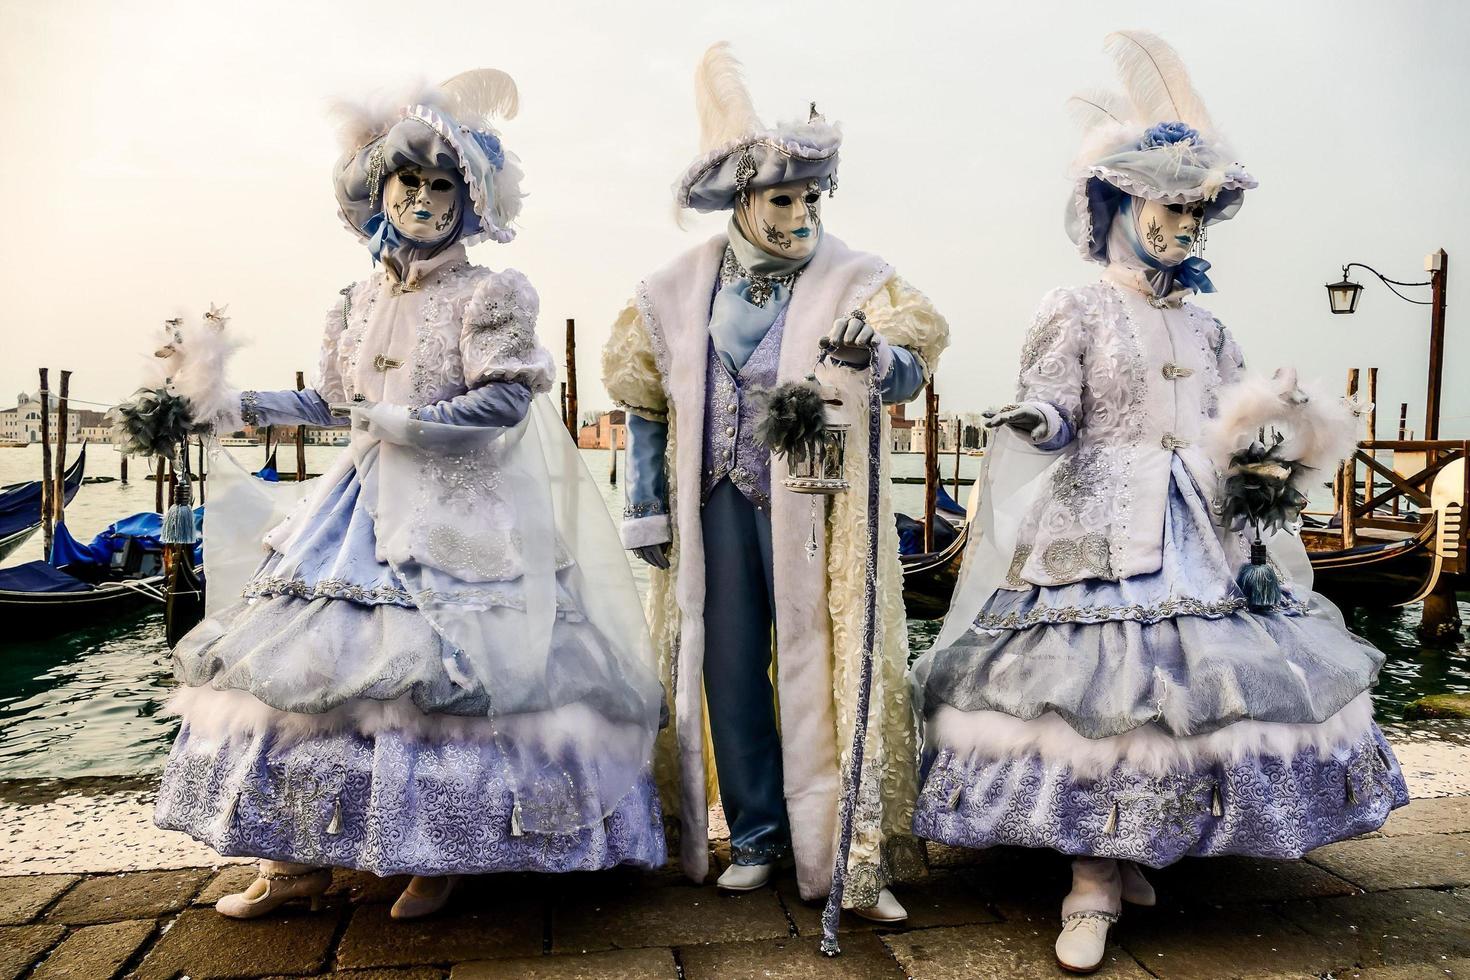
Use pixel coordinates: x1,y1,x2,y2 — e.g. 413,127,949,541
1210,783,1224,818
325,798,344,835
1236,540,1280,613
510,795,524,837
1344,770,1357,806
1102,801,1119,835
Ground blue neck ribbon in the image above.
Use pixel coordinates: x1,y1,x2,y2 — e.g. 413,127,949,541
364,212,440,266
1119,197,1215,296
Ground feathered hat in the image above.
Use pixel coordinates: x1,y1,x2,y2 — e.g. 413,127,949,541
333,70,525,246
1065,31,1257,264
676,43,841,213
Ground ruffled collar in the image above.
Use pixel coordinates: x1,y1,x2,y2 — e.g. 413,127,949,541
381,241,469,292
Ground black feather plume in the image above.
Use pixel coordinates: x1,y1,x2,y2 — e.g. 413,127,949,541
1217,431,1311,535
752,380,828,461
108,386,210,459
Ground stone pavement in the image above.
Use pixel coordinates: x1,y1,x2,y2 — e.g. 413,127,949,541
0,796,1466,980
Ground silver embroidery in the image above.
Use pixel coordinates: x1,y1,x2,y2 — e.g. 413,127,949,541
426,525,525,580
719,246,803,308
1005,545,1033,588
1020,317,1063,373
239,390,262,426
976,593,1250,630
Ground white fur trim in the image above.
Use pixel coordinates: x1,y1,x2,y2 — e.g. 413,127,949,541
926,692,1378,780
167,686,649,762
621,514,671,549
1026,400,1064,445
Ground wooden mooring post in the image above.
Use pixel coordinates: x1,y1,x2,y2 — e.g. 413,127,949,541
564,319,579,440
38,369,54,559
53,370,71,531
923,383,939,553
294,371,307,482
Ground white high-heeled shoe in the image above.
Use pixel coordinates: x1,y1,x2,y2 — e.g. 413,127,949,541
851,887,908,923
390,875,459,920
216,867,332,919
1120,862,1156,907
1055,910,1117,974
716,863,773,892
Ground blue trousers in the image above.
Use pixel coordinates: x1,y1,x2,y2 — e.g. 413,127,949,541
701,479,790,865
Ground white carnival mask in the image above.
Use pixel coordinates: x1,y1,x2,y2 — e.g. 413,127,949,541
738,178,822,259
1133,196,1205,267
383,165,463,244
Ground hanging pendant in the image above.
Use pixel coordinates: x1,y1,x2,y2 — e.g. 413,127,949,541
1102,801,1119,835
1210,783,1224,818
325,798,344,835
510,795,525,837
946,781,963,810
1344,771,1357,806
805,496,820,563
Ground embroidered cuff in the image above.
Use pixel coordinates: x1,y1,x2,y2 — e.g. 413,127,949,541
1027,401,1075,451
621,514,671,549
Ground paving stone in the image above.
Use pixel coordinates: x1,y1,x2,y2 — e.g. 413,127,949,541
550,878,790,953
1149,856,1358,905
1308,833,1470,891
261,971,447,979
1277,887,1470,968
452,947,678,978
1340,960,1470,978
780,868,999,937
30,919,155,980
678,934,904,979
0,924,66,980
336,899,542,968
0,874,78,924
1117,903,1352,980
1380,797,1470,838
883,921,1154,979
134,905,341,979
328,868,412,905
45,867,209,924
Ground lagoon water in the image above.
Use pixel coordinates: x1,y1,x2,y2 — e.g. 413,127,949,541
2,442,1467,784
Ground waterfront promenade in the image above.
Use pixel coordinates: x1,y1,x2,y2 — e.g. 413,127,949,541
1,792,1466,979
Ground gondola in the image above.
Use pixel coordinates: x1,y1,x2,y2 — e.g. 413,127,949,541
0,507,202,640
0,444,87,562
901,522,970,620
1303,513,1442,609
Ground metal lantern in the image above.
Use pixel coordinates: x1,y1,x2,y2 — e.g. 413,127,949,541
1325,270,1363,314
782,383,850,495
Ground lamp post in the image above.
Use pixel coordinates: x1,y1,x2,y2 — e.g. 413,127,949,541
1325,250,1448,439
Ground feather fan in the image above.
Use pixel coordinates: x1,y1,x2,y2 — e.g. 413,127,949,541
1103,30,1214,131
694,42,762,153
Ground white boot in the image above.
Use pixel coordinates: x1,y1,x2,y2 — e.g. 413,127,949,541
1056,910,1117,973
717,863,773,892
216,861,331,920
851,887,908,923
390,875,459,920
1120,861,1156,907
1056,857,1123,974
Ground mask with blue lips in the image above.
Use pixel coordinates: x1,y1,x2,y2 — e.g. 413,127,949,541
1131,195,1205,268
383,165,464,245
735,178,823,259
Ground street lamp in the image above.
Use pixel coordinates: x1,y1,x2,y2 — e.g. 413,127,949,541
1324,251,1449,439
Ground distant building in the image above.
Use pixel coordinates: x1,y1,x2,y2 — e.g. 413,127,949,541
0,391,83,445
889,402,916,453
579,410,627,450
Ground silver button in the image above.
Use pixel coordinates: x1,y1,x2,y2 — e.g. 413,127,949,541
732,467,745,478
725,426,735,437
727,403,737,414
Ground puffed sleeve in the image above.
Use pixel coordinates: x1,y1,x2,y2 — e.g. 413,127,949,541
1210,317,1246,386
460,269,556,395
860,275,950,396
1014,287,1090,442
601,299,668,422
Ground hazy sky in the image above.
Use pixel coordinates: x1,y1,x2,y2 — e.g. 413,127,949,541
3,0,1467,436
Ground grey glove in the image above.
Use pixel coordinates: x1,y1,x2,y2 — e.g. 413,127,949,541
984,403,1050,441
823,311,877,366
633,544,670,569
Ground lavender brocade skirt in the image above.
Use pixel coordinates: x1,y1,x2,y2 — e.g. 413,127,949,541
912,729,1407,868
913,462,1409,866
154,722,666,877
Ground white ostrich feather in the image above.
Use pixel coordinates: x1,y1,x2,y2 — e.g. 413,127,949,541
434,68,519,128
694,42,762,153
1065,87,1134,130
170,306,244,425
1103,30,1214,131
1204,370,1364,475
329,79,429,153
